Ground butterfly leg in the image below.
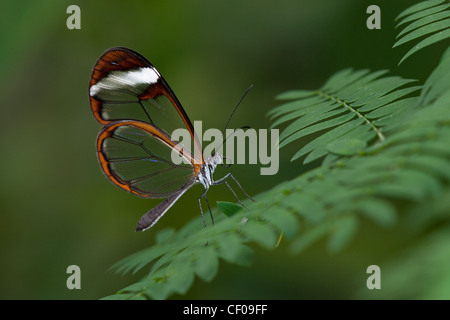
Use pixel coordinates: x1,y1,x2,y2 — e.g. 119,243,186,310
213,173,254,210
228,173,255,202
225,180,248,210
214,173,255,201
198,188,215,227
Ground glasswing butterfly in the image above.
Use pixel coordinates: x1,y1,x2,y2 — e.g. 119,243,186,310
89,47,253,231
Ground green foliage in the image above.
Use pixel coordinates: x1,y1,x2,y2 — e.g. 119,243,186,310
217,201,243,217
394,0,450,64
104,1,450,300
269,69,420,164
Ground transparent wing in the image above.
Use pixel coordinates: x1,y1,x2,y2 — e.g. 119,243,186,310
89,47,203,167
135,184,194,231
97,120,196,198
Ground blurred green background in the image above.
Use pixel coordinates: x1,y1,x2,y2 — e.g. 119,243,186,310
0,0,442,299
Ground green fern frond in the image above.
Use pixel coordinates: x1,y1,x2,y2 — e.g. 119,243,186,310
394,0,450,64
420,46,450,105
269,69,420,164
104,67,450,298
104,88,450,299
103,210,271,299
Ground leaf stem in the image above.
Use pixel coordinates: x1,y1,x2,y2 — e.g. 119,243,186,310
318,90,386,142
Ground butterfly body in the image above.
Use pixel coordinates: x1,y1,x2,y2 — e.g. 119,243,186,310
197,153,223,190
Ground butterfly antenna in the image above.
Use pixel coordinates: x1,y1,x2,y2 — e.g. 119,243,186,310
221,84,253,136
214,85,253,155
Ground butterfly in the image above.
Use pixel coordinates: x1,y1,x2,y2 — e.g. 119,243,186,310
89,47,253,231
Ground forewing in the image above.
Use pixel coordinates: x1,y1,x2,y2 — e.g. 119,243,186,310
89,47,203,166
